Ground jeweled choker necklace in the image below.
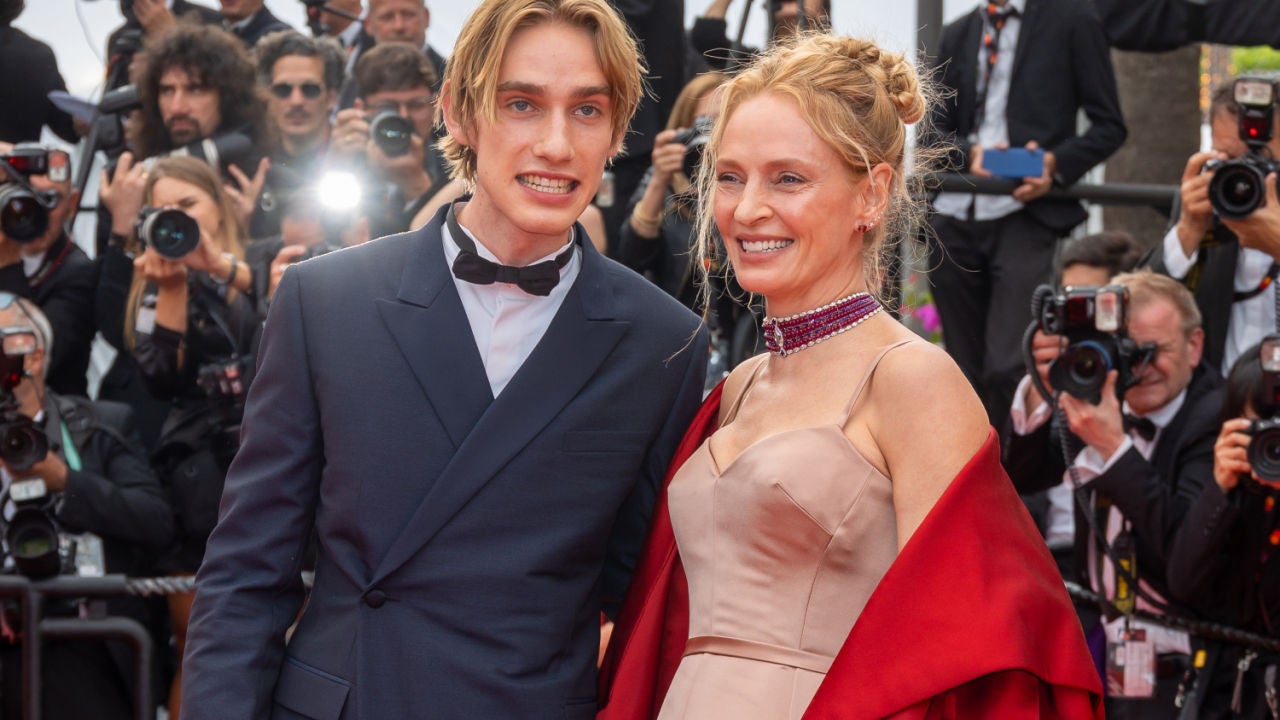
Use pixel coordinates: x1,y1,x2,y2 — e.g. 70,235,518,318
762,292,883,357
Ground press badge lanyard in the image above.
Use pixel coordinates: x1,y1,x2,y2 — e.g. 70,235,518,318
58,422,81,473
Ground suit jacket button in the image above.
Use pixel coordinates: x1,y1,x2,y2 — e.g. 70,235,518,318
364,589,387,608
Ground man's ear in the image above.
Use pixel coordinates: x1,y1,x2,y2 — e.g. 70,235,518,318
1187,326,1205,369
440,80,471,146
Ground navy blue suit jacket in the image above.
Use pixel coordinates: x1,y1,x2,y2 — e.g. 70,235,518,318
181,208,708,720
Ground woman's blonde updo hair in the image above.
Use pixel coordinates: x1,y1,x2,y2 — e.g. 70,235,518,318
694,33,937,305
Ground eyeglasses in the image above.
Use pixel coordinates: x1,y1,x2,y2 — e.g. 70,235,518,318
368,97,434,117
269,82,326,100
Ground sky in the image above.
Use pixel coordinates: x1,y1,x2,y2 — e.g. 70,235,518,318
18,0,975,102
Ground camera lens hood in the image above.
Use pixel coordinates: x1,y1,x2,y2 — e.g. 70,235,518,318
138,208,201,260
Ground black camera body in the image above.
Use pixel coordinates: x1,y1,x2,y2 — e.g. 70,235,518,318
1207,77,1279,220
1033,284,1153,405
1206,154,1280,221
0,145,65,244
370,111,414,158
672,116,714,181
136,206,201,259
1249,335,1280,482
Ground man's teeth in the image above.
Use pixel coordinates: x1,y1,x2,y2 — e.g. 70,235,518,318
741,238,793,253
519,176,574,194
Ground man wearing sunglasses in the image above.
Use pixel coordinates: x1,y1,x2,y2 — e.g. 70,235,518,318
0,143,96,399
250,30,346,240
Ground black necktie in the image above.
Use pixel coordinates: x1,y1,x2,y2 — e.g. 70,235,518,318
972,2,1019,133
1123,414,1157,442
446,203,573,297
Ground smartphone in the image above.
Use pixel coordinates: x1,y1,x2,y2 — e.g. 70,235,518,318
982,147,1045,179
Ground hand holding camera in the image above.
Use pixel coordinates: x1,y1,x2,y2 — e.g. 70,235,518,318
1022,328,1064,413
651,128,687,188
1214,417,1256,492
1057,370,1127,459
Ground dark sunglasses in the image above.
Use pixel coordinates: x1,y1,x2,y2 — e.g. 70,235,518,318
269,82,325,100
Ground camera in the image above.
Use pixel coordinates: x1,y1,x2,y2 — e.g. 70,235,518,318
370,111,414,158
1249,335,1280,482
0,328,48,474
1031,284,1155,404
672,116,714,181
135,206,201,259
0,145,65,244
1207,77,1280,220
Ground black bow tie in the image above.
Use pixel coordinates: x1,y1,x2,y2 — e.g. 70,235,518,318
1123,414,1157,442
446,203,573,297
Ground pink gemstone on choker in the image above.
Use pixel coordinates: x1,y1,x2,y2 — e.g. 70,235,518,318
762,292,883,357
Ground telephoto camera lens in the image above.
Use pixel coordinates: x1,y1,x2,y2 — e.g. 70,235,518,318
1209,161,1267,220
6,507,60,579
1249,418,1280,483
0,185,50,243
136,207,201,259
370,111,414,158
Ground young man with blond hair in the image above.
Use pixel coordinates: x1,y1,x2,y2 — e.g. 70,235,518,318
180,1,707,718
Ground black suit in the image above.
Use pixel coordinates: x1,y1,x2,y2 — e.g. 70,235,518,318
0,25,77,144
227,6,293,48
1004,365,1222,605
0,393,174,720
1003,365,1222,717
925,0,1127,426
0,235,97,397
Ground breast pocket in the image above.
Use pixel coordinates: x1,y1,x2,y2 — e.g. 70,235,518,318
561,430,648,455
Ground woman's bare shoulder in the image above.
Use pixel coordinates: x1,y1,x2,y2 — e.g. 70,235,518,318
870,340,990,462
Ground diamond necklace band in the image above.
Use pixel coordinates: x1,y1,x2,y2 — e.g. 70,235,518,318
762,292,883,357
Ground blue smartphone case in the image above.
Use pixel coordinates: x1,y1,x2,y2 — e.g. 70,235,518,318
982,147,1045,179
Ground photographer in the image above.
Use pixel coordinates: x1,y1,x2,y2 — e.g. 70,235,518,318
119,156,257,719
1166,338,1280,718
331,41,446,238
0,144,97,398
1005,270,1223,717
615,72,753,369
1006,230,1142,555
249,30,346,240
96,22,268,449
1150,79,1280,376
0,295,173,720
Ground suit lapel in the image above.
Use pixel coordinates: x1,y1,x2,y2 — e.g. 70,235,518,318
374,213,493,448
1010,0,1041,86
370,234,629,585
958,9,985,124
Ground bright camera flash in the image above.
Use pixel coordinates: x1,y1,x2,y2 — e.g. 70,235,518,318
317,171,363,213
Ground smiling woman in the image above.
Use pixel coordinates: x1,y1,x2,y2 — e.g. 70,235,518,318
599,31,1106,720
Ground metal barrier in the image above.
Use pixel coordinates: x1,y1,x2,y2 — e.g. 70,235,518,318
925,172,1178,212
0,574,159,720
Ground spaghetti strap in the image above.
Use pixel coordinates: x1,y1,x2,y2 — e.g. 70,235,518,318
840,339,916,422
721,355,768,425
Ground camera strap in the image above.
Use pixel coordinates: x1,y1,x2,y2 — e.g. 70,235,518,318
25,235,73,289
58,422,80,474
1232,262,1279,304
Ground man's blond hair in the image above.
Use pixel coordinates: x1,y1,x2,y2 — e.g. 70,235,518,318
436,0,645,189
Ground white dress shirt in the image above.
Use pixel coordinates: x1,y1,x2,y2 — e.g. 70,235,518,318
1162,226,1277,372
442,215,581,397
934,0,1026,223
